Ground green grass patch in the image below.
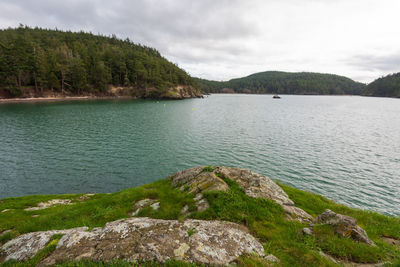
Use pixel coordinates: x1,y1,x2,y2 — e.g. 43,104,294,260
279,182,400,264
1,175,400,266
0,180,195,246
202,166,214,172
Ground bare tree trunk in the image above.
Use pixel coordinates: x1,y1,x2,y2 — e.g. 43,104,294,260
61,70,65,95
17,70,22,90
34,73,38,93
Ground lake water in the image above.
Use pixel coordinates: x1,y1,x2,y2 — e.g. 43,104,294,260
0,94,399,216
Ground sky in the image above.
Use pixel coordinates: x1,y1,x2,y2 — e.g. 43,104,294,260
0,0,399,83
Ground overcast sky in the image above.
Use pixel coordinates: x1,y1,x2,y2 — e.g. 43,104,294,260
0,0,399,83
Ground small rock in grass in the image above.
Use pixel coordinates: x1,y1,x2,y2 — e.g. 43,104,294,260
24,199,73,211
319,251,338,264
150,202,160,211
194,193,203,201
181,205,189,216
77,194,95,201
0,230,11,236
196,199,209,212
302,227,313,236
265,254,280,263
132,199,159,216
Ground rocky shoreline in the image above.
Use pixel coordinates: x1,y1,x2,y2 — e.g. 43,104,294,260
0,85,203,104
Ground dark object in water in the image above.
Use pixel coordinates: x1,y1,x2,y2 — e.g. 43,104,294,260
273,95,281,99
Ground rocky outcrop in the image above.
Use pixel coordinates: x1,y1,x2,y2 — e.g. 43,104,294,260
143,85,203,100
0,218,264,265
315,209,375,246
170,166,313,223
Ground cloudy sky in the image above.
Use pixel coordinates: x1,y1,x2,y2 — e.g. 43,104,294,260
0,0,399,83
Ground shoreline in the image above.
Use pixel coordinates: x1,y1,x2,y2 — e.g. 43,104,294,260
0,95,138,104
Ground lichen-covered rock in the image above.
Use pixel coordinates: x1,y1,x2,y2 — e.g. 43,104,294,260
1,217,264,265
77,194,95,201
1,209,12,213
0,227,88,262
172,167,229,194
24,199,73,211
170,166,313,223
315,209,375,246
302,227,313,236
0,230,11,236
381,236,400,247
265,254,280,263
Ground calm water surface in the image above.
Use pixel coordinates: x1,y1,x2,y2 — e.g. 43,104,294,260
0,95,399,215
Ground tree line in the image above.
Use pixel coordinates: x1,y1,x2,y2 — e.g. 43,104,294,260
361,73,400,97
0,26,195,97
195,71,366,95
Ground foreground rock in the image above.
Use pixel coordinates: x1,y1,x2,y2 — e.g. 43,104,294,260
315,209,375,246
170,166,313,223
0,218,264,265
0,227,88,262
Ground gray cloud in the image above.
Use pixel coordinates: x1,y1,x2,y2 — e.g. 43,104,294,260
346,53,400,72
1,0,400,82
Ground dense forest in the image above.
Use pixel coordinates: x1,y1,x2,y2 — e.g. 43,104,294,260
361,73,400,98
0,26,199,98
195,71,366,95
196,71,365,95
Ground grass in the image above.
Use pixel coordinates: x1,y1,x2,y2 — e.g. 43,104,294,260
1,173,400,266
202,166,214,172
0,180,196,245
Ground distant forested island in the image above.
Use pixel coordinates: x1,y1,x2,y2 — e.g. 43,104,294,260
195,71,365,95
0,26,201,99
195,71,400,98
361,73,400,98
0,26,398,100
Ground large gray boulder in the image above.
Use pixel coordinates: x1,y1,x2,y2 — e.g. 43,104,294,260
170,166,313,223
1,218,264,265
315,209,375,246
0,227,88,262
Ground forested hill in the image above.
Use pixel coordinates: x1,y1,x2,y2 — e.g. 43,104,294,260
0,26,201,99
361,73,400,98
195,71,365,95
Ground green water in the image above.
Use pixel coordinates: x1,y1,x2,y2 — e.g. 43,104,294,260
0,94,399,215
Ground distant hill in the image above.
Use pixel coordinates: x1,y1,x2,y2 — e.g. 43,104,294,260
0,26,201,99
195,71,365,95
361,73,400,98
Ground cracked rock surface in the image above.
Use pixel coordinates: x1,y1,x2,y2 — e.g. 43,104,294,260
1,218,264,266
